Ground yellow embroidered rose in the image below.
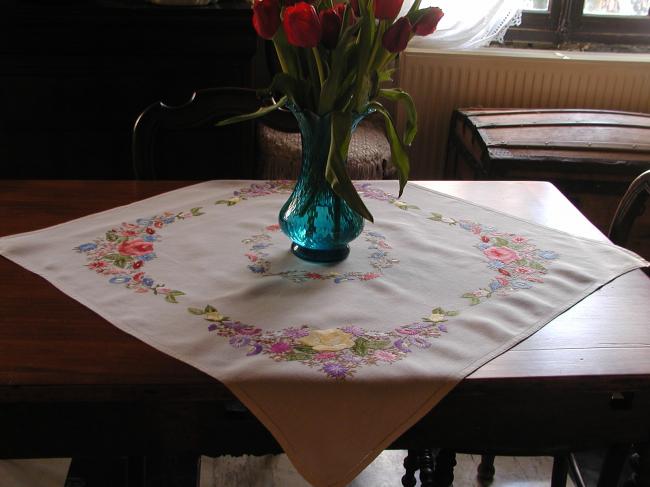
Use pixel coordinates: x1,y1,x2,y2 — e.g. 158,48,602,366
426,312,447,323
204,310,228,322
299,329,355,352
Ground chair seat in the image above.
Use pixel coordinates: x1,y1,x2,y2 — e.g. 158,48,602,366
257,119,393,180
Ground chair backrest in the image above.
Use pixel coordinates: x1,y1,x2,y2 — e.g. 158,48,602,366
132,87,264,180
609,169,650,261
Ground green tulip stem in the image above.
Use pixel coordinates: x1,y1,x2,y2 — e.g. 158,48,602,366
272,38,290,74
312,47,326,89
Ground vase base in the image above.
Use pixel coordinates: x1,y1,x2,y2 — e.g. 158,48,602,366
290,242,350,263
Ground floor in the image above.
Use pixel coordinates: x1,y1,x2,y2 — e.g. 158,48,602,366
0,450,625,486
201,451,577,487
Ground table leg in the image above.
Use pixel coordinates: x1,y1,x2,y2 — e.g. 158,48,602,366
477,454,496,483
401,450,419,487
551,455,569,487
598,444,630,487
432,449,456,487
418,449,435,487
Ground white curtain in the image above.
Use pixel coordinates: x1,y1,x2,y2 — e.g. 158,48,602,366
403,0,525,50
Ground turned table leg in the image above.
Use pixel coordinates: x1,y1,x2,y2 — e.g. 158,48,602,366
432,449,457,487
402,450,419,487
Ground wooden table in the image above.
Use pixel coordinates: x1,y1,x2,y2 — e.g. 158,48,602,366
1,180,649,486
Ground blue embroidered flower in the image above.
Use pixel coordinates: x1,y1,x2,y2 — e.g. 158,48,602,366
109,275,131,284
142,277,154,287
136,253,156,261
394,339,411,353
249,264,266,273
142,235,158,242
136,218,154,226
477,243,491,250
163,217,175,224
252,243,270,250
76,243,97,252
367,231,385,238
323,363,348,379
487,260,505,269
511,280,532,289
246,344,263,356
489,280,502,291
538,250,559,260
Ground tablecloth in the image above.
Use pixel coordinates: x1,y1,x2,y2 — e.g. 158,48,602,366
0,180,647,487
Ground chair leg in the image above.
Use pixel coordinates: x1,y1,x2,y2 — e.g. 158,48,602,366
477,454,496,483
551,455,569,487
568,453,587,487
624,443,650,487
401,449,419,487
432,449,457,487
598,445,631,487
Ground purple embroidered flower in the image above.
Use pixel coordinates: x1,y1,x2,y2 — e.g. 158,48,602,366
76,243,97,252
374,350,398,362
396,327,420,335
314,352,338,360
270,342,292,354
283,327,311,339
323,363,348,378
407,322,433,330
249,264,266,273
207,323,218,331
341,325,365,336
229,336,251,348
413,337,431,348
247,344,263,356
394,339,411,353
438,324,448,332
340,351,363,364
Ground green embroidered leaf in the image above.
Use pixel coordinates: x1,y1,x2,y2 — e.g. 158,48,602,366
352,337,370,356
445,310,460,317
106,231,118,242
204,305,217,313
462,293,481,306
164,291,185,304
431,307,444,314
515,259,528,266
367,339,391,350
112,256,132,268
190,207,204,216
293,345,317,355
495,237,510,247
528,261,546,271
429,213,442,221
285,352,313,361
188,307,205,315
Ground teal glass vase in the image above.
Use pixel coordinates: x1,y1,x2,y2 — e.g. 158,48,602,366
278,107,369,263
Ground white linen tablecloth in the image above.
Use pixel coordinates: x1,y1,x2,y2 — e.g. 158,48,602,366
0,180,647,487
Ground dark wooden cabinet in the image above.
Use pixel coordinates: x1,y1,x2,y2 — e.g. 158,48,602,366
0,0,256,179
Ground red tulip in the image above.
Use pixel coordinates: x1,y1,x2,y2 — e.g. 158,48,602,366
374,0,404,20
412,7,443,36
252,0,281,39
283,2,322,48
382,16,411,52
320,8,342,49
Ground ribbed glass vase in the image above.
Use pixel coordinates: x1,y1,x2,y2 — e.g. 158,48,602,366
278,107,370,263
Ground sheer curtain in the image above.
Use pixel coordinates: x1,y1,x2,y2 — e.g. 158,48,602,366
402,0,525,50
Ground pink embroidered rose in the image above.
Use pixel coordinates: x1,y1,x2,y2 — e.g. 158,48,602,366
515,266,535,274
512,236,527,243
118,239,154,256
374,350,397,362
265,224,280,231
270,342,292,354
484,246,519,264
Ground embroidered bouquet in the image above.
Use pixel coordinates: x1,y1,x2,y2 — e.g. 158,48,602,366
223,0,443,222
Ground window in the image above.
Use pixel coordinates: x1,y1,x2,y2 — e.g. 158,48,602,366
506,0,650,47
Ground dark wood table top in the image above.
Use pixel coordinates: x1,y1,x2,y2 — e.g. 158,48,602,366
1,180,649,457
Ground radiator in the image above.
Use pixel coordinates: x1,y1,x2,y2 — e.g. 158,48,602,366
397,48,650,179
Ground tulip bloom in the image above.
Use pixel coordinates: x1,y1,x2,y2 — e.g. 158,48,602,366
412,7,444,36
252,0,281,39
375,0,404,20
382,16,411,52
283,2,322,48
320,8,342,49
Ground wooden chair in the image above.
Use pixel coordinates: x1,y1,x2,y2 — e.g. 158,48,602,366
403,171,650,487
132,86,392,182
132,87,287,180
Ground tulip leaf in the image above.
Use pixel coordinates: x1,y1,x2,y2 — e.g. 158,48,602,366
326,111,374,222
378,88,417,145
319,23,360,114
269,73,310,109
216,95,288,127
368,101,410,197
